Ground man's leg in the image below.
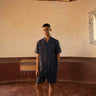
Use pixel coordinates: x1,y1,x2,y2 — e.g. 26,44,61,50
47,71,57,96
48,83,54,96
36,83,43,96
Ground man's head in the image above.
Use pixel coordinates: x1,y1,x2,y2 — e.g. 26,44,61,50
42,23,52,37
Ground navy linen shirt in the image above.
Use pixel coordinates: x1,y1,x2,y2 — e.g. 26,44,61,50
35,36,62,72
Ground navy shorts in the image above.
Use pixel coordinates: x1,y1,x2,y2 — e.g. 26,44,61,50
36,71,57,84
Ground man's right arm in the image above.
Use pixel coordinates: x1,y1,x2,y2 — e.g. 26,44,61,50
36,54,40,78
35,41,40,78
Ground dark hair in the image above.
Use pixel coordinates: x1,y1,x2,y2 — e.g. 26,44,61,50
42,23,50,28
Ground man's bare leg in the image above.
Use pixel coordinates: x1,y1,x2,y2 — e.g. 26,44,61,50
48,83,54,96
36,83,43,96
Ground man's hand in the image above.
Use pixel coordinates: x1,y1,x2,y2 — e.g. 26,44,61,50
36,68,40,78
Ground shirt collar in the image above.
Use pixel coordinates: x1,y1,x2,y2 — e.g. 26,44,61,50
44,36,52,41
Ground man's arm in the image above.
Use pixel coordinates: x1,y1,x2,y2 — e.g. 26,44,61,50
36,54,40,78
57,53,60,68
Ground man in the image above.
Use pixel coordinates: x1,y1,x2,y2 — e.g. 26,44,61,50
35,23,62,96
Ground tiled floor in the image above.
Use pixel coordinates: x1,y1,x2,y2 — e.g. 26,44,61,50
0,81,96,96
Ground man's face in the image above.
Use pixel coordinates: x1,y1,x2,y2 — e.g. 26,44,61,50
42,26,51,36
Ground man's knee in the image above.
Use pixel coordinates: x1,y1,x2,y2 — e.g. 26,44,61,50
49,84,54,88
36,84,42,89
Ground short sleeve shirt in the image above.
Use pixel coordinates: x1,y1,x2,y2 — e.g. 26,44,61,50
35,36,62,72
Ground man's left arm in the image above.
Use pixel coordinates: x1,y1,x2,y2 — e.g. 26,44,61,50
56,40,62,70
57,53,60,66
